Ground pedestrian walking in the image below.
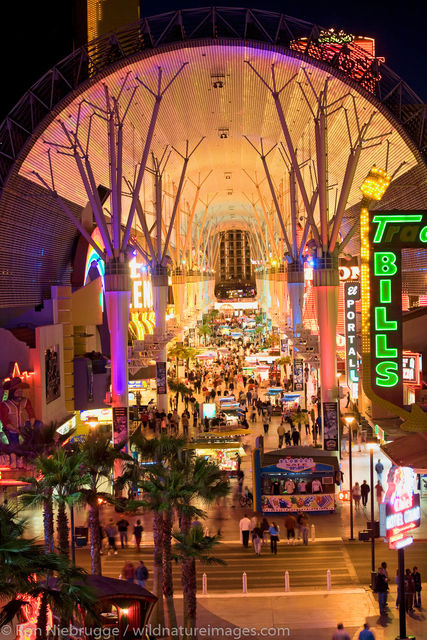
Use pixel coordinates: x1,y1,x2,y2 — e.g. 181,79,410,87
117,518,129,549
105,519,118,555
135,560,149,588
375,459,384,483
361,480,370,507
268,522,280,554
376,564,389,615
300,513,309,545
413,566,422,608
291,427,300,446
252,525,262,556
277,423,285,448
375,481,384,503
404,568,415,612
239,514,251,548
352,482,362,510
121,561,135,583
331,623,351,640
358,623,375,640
133,519,143,552
262,411,269,434
284,513,297,544
260,517,269,544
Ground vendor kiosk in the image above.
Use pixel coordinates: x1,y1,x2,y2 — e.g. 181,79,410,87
253,447,339,513
187,434,246,477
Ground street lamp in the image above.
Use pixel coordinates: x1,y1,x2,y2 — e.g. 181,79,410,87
366,437,380,586
344,413,356,540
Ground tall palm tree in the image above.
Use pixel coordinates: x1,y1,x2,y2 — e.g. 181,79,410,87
76,428,127,575
18,476,55,553
198,323,211,345
34,448,84,556
173,527,224,639
124,433,187,629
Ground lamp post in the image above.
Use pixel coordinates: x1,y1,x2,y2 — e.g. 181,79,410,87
344,413,355,540
366,438,380,586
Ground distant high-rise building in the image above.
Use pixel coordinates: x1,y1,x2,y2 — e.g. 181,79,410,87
75,0,140,47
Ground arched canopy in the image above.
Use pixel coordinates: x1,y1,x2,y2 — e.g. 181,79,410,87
0,7,426,308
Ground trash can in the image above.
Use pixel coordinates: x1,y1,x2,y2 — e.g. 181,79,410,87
358,530,370,542
367,520,380,538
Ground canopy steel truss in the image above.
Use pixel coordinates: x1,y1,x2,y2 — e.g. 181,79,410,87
0,6,425,192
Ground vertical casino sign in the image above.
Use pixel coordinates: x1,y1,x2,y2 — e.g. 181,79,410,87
379,465,421,549
361,210,427,409
344,282,360,388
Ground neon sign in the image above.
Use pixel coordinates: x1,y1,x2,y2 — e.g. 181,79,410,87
402,351,422,386
364,210,427,408
277,457,315,472
380,465,421,549
344,282,360,388
318,28,354,45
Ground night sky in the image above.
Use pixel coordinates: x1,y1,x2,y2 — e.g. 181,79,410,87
0,0,425,121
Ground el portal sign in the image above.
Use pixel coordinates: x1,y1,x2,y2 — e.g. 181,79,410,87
361,210,427,409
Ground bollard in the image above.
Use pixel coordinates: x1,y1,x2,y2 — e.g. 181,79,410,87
242,572,247,593
326,569,331,591
284,571,290,592
311,524,315,542
202,572,207,595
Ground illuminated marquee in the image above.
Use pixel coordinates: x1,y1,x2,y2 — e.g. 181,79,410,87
380,465,421,550
367,211,427,405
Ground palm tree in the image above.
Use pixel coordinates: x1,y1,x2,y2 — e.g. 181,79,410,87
198,323,211,345
34,448,84,557
125,433,187,629
0,504,96,640
76,428,127,575
18,477,55,553
176,454,229,632
173,527,224,639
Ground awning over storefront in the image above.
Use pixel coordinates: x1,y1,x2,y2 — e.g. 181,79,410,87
381,433,427,473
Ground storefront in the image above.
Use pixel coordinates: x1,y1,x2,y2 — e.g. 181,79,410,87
187,435,246,477
253,447,339,513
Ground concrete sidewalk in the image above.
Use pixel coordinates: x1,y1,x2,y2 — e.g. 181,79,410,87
180,591,426,639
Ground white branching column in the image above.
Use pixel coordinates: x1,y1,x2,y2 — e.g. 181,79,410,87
246,61,380,417
104,256,131,441
151,265,170,412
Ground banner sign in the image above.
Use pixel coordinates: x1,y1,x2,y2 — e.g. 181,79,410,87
281,339,289,356
293,358,304,391
156,362,167,395
113,407,128,451
344,282,360,388
367,210,427,406
322,401,339,451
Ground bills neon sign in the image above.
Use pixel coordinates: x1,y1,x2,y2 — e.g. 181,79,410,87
366,211,427,406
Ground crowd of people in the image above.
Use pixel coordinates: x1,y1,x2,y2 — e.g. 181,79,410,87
375,561,422,616
239,511,310,553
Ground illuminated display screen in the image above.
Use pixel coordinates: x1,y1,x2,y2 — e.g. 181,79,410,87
202,403,217,419
368,211,427,405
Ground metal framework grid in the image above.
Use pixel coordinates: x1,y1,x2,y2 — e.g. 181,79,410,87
0,6,426,190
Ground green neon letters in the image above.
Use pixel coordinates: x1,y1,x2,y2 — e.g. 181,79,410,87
375,334,398,358
379,279,392,303
374,252,397,276
372,214,422,243
375,361,399,387
375,307,397,331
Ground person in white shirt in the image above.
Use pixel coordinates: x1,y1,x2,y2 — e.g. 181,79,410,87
239,514,252,548
311,478,322,492
285,479,295,494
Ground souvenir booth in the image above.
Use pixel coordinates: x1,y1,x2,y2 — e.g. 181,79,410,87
253,447,340,513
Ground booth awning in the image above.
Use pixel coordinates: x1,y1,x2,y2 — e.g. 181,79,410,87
381,433,427,473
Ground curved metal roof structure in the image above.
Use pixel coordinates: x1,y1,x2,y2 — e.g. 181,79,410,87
0,7,426,308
